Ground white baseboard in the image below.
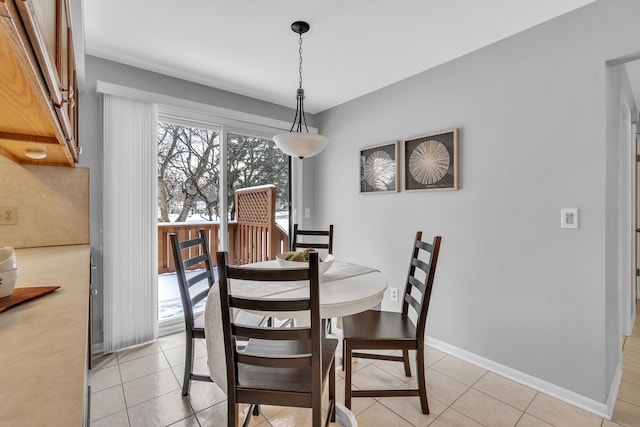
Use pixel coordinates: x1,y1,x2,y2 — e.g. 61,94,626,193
425,336,619,419
605,362,623,419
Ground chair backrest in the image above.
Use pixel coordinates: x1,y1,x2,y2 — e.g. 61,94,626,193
402,231,442,340
216,250,323,401
169,229,216,331
292,224,334,254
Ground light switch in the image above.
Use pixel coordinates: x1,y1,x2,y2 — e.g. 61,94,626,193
304,208,311,219
561,208,578,229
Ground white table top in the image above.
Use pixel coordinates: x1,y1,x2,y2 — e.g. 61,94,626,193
228,259,388,319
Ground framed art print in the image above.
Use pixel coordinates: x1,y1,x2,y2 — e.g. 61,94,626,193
359,141,399,194
403,128,458,191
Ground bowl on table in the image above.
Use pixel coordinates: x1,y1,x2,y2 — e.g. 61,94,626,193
0,267,19,298
276,251,335,275
0,247,16,272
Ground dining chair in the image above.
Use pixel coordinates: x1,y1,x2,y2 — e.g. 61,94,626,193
342,231,442,414
292,223,335,333
170,230,215,396
216,250,337,427
170,229,266,396
293,223,334,254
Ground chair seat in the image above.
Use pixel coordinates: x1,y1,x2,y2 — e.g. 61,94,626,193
238,338,338,393
342,310,417,341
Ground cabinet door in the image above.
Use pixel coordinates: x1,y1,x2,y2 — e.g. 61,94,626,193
17,0,78,159
15,0,64,106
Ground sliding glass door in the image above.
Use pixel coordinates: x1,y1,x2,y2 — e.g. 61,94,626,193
155,112,291,333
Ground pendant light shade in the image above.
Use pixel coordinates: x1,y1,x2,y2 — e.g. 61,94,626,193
274,21,329,159
273,131,329,158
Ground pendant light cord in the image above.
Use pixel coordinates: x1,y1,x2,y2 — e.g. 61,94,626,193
298,32,303,89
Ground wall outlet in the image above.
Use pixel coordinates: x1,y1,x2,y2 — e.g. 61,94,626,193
390,287,398,302
0,207,17,225
304,208,311,219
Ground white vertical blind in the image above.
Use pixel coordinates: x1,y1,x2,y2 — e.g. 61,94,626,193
103,94,158,352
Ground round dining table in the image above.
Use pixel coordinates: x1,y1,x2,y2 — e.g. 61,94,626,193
234,259,389,320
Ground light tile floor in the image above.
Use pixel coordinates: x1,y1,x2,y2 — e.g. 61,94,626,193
90,303,640,427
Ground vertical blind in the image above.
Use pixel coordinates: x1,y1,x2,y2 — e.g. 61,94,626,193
103,94,158,352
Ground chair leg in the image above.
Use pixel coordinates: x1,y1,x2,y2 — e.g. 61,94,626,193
345,341,353,410
228,397,238,427
329,358,336,422
182,335,194,396
416,345,429,414
402,349,412,377
312,388,322,427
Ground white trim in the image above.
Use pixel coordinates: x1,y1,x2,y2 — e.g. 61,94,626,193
605,362,624,419
426,336,614,419
620,89,636,337
220,126,229,251
95,80,319,135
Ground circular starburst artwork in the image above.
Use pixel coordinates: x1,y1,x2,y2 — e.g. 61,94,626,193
408,140,450,185
363,150,395,191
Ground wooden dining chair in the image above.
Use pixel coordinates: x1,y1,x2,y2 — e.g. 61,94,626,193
293,224,334,254
216,250,337,427
342,231,442,414
170,229,215,396
292,223,335,333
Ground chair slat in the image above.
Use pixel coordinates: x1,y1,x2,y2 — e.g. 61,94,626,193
415,239,433,251
227,266,310,282
407,275,426,295
295,230,331,236
183,253,208,269
178,236,204,250
232,325,312,341
237,353,312,368
411,257,430,274
295,242,329,249
191,288,209,305
186,270,211,288
229,296,311,312
404,289,422,314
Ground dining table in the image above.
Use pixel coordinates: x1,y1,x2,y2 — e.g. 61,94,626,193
204,258,388,427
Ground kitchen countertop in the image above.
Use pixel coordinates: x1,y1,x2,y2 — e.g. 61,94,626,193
0,244,90,426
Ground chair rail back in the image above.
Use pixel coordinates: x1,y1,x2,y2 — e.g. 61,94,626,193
216,251,323,395
292,224,334,254
401,231,442,341
169,229,215,331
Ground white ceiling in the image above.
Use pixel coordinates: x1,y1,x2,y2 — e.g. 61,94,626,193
83,0,598,114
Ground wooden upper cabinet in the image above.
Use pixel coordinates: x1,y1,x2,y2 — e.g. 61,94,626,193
0,0,78,166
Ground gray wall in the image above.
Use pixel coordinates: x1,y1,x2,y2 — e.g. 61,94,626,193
78,56,301,346
313,0,640,404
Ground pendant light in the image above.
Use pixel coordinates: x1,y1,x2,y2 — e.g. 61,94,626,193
273,21,329,159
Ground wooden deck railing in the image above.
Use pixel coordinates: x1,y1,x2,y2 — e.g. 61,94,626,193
158,221,289,274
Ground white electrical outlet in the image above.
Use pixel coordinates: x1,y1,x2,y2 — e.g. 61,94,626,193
0,207,17,225
390,287,398,302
